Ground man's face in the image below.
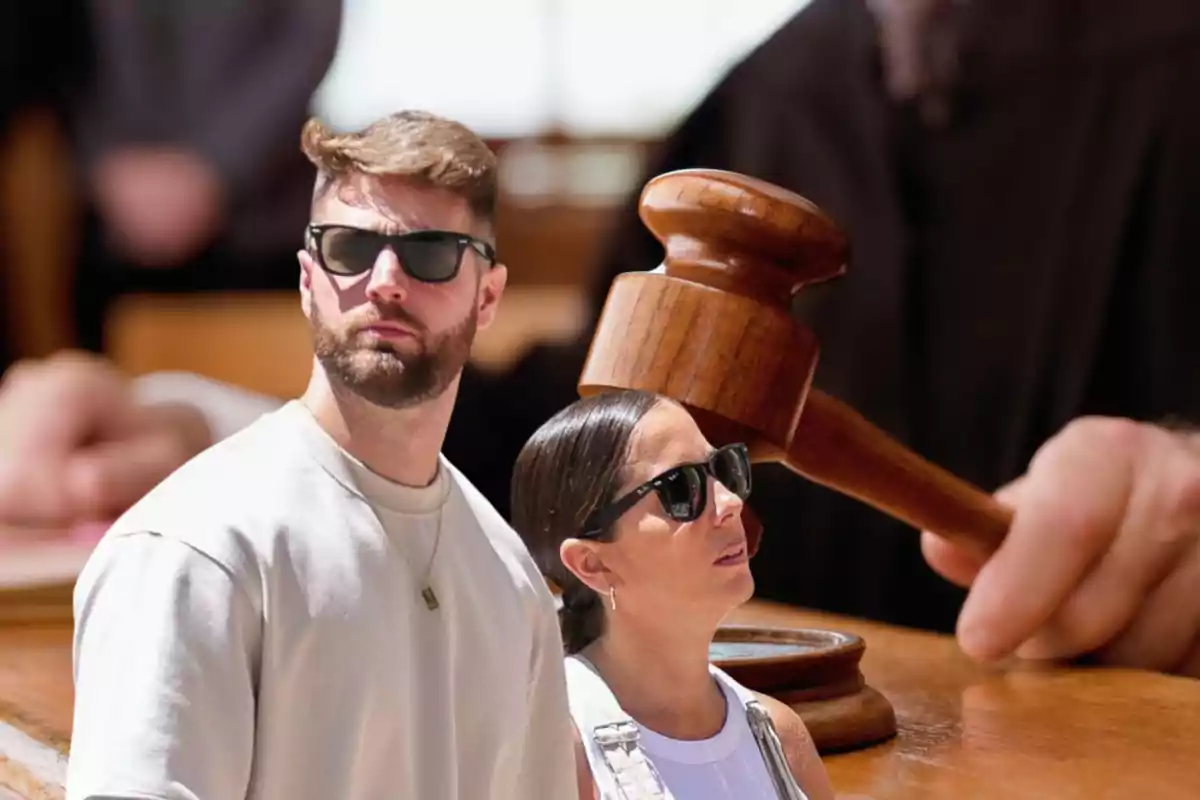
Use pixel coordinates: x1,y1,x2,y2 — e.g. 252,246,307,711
298,174,507,409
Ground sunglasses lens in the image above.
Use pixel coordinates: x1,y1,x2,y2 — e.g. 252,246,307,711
656,466,705,521
321,227,383,276
317,228,464,282
396,233,463,282
714,445,752,499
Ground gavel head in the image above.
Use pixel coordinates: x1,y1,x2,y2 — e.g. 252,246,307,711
578,168,849,456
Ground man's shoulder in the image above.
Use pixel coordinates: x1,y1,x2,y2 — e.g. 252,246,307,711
102,406,350,574
442,458,525,550
113,411,287,518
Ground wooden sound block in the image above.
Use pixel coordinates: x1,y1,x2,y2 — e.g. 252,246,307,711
711,624,897,753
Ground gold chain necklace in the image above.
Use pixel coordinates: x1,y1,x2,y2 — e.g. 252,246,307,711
418,501,444,611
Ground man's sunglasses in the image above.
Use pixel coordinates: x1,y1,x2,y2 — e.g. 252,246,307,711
580,443,752,539
305,223,496,283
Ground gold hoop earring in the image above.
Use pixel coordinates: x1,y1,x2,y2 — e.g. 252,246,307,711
608,586,617,612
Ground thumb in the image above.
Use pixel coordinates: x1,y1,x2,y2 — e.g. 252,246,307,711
920,475,1026,589
921,530,987,588
65,432,192,521
0,457,78,527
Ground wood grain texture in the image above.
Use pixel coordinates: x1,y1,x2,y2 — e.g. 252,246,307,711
727,602,1200,799
1,599,1198,798
579,168,1013,560
713,624,898,752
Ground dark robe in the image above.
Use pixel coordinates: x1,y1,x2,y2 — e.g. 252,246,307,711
444,0,1200,633
0,0,90,369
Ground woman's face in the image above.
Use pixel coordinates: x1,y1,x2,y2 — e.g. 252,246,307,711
573,400,754,624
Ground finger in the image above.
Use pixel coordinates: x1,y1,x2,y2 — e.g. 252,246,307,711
921,530,986,588
921,476,1025,589
1016,430,1200,660
1087,528,1200,673
0,352,134,454
957,419,1136,662
65,432,192,521
0,456,78,526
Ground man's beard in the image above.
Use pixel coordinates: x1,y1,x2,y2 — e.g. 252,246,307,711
310,302,477,409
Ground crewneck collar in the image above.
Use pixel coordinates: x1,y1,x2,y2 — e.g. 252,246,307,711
278,400,450,515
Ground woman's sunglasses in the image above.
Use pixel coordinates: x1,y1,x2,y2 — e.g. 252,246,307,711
306,223,496,283
580,443,752,538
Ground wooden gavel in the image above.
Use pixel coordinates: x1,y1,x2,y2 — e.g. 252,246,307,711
578,168,1012,562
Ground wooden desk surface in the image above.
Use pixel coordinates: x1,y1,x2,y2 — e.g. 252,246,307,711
1,597,1197,798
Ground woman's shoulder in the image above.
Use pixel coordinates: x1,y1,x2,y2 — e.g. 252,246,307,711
709,667,810,754
749,690,839,799
749,690,814,757
710,667,839,800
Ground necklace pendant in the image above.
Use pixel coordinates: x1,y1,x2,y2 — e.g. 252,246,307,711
421,585,440,611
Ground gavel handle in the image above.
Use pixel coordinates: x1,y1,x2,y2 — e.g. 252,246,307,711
783,389,1012,560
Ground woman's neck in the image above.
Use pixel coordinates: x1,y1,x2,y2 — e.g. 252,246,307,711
582,613,727,741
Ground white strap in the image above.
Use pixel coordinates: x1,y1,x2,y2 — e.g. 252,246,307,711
711,667,810,800
564,656,674,800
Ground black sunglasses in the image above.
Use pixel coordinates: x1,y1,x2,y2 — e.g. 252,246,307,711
306,223,496,283
580,443,752,539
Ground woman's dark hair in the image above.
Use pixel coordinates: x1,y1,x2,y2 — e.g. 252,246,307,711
511,389,663,654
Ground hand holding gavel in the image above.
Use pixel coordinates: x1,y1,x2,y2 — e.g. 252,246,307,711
579,169,1200,675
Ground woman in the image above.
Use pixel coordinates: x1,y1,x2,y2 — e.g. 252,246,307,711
511,389,839,800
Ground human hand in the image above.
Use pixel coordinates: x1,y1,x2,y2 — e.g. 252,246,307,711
922,417,1200,676
0,352,213,530
92,147,225,268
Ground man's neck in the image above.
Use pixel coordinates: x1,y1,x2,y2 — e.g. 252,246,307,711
300,368,459,488
582,609,727,741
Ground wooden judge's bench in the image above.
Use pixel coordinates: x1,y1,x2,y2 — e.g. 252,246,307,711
1,589,1199,798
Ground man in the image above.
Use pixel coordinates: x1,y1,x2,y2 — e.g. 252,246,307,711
64,111,577,800
5,0,1200,679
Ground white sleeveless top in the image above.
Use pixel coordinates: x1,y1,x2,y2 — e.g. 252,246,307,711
564,654,809,799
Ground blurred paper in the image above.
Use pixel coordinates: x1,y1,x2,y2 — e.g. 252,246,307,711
0,538,92,592
0,528,96,624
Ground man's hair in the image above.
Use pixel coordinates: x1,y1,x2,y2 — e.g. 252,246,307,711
300,110,498,225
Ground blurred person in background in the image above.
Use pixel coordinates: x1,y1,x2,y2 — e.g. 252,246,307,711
69,0,343,352
3,0,1200,678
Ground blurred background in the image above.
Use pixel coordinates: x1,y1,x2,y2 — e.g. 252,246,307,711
0,0,808,390
5,0,1199,631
